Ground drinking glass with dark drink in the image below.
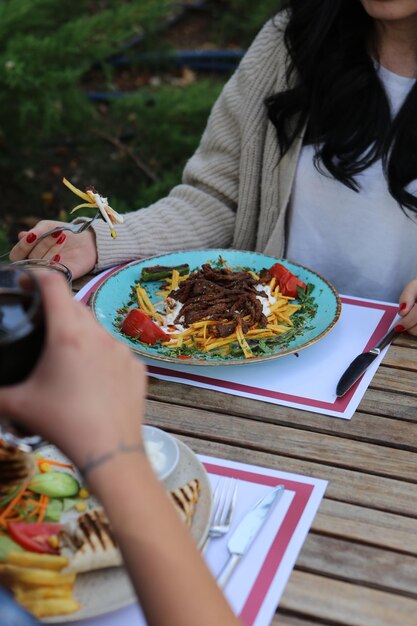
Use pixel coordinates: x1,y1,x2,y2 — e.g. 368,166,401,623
0,264,45,450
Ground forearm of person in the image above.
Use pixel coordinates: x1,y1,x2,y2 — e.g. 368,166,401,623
88,453,241,626
92,182,236,271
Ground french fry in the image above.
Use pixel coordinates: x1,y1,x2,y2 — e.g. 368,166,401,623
0,563,76,587
171,269,180,290
14,585,73,602
269,299,291,313
236,324,253,358
6,551,68,571
204,333,238,351
19,597,80,618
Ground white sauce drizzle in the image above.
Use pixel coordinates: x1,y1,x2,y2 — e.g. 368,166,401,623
144,440,166,473
255,284,276,316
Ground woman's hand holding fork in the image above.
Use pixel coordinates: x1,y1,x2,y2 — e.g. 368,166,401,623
8,219,98,279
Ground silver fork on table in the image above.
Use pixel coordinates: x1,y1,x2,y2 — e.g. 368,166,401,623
202,478,238,552
0,213,100,260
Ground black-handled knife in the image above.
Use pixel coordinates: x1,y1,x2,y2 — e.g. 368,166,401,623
336,326,398,397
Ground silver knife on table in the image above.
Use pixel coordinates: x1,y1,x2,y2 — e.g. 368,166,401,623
217,484,285,588
336,326,398,397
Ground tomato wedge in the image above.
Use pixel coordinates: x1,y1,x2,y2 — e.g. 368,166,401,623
269,263,291,284
121,309,170,344
282,275,306,298
8,522,63,554
269,263,306,298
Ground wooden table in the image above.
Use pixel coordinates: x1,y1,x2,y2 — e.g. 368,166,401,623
74,277,417,626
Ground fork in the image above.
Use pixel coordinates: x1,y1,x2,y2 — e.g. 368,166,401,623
202,478,238,552
0,213,100,260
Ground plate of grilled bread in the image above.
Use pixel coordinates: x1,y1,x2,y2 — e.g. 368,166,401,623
0,435,212,622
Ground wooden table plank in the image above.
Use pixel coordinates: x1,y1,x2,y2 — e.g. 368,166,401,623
172,434,417,517
297,534,417,596
272,615,327,626
381,345,417,370
358,388,417,422
392,335,417,350
279,571,417,626
147,378,417,448
312,500,417,555
371,367,417,395
145,400,417,482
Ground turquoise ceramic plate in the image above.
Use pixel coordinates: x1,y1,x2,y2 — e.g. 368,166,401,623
91,249,341,366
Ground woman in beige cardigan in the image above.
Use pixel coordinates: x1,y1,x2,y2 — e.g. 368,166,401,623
10,0,417,333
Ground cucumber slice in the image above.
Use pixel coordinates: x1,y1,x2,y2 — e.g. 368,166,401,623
44,498,64,522
62,497,79,512
29,472,79,498
0,536,24,561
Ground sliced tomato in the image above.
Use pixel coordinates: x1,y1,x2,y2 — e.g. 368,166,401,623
121,309,170,344
269,263,306,298
269,263,291,284
8,522,63,554
282,275,306,298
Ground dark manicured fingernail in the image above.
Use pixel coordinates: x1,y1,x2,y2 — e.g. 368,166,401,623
399,303,407,311
26,233,37,244
52,254,61,262
395,324,405,333
52,231,62,238
57,234,66,244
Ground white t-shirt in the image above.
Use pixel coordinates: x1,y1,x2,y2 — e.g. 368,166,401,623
285,64,417,302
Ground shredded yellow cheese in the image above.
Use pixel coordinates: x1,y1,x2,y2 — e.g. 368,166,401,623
62,177,123,239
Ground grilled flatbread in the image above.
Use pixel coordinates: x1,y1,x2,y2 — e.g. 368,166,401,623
60,509,122,574
60,479,200,574
0,446,37,498
169,479,200,528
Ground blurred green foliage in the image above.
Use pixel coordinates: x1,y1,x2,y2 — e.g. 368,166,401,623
111,80,224,209
215,0,282,45
69,80,224,213
0,228,8,256
0,0,282,246
0,0,174,144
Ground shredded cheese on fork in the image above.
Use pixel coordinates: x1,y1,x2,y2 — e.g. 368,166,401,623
63,177,124,239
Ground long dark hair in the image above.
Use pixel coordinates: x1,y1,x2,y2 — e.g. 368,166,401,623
266,0,417,214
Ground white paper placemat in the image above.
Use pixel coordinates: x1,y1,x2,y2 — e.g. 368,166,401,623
77,270,398,420
55,455,327,626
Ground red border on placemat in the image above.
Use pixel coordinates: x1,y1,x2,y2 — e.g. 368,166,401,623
79,272,398,414
204,462,315,625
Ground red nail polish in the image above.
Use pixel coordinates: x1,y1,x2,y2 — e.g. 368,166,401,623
399,303,407,311
57,234,66,245
26,233,37,244
52,254,61,262
52,230,63,239
395,324,405,333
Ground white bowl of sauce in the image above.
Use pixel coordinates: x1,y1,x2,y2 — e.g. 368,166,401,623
143,425,180,481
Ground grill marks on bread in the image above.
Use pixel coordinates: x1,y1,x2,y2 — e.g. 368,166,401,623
60,509,122,574
60,481,201,573
77,509,118,551
170,479,200,527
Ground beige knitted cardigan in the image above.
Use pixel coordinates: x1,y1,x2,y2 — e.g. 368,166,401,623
92,12,304,271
